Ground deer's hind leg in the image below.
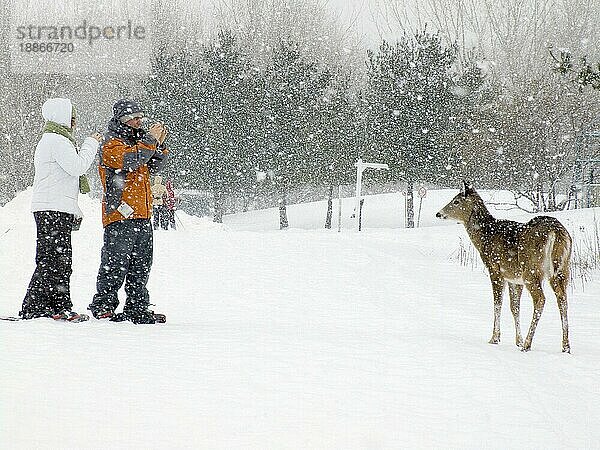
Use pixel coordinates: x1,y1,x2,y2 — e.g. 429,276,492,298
522,280,546,352
489,275,505,344
550,272,570,353
508,283,524,348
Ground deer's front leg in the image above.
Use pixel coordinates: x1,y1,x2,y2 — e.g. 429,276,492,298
489,275,505,344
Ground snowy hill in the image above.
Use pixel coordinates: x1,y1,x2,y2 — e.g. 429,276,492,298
1,188,599,449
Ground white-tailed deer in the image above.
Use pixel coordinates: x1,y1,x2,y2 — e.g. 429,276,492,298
436,182,572,353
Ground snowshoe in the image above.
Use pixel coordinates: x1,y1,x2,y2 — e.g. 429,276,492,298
92,309,116,320
153,313,167,324
19,309,53,320
109,312,128,322
51,311,90,323
0,316,22,321
115,309,166,324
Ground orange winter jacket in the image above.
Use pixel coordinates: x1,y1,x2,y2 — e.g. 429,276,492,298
99,126,168,227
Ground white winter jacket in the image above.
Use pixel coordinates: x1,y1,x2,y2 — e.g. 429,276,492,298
30,98,98,217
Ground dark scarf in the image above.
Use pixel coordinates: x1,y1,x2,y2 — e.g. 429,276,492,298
107,117,146,145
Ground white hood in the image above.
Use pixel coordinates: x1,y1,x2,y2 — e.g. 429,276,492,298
41,98,73,127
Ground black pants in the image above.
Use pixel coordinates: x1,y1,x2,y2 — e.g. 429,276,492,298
167,209,176,230
89,218,153,315
21,211,74,317
153,206,161,230
153,206,169,230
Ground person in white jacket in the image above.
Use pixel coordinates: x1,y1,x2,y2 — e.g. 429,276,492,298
20,98,102,322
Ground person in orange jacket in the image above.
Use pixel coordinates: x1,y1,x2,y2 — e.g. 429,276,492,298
88,99,169,324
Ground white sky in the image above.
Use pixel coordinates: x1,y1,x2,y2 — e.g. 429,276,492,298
325,0,424,45
182,0,423,47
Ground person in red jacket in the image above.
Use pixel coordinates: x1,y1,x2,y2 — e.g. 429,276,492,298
88,99,169,324
164,179,178,230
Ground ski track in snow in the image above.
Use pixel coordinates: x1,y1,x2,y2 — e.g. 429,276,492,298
1,189,599,449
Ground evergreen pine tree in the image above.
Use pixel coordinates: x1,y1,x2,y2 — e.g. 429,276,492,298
261,39,331,229
365,29,457,227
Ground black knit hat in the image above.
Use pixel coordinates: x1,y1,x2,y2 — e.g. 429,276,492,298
113,99,144,122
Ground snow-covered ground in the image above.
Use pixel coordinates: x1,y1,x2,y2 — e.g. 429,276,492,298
1,188,599,449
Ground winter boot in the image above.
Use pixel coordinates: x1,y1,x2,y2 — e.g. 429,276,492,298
92,309,115,320
88,304,116,320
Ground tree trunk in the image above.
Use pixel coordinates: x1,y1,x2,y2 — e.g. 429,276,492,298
213,189,224,223
279,190,289,230
406,180,414,228
324,184,334,229
548,182,557,211
536,181,545,212
242,194,252,212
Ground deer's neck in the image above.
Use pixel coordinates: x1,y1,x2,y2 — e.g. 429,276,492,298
463,203,495,251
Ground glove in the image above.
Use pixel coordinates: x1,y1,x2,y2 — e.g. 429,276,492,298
159,126,168,145
148,123,165,143
72,216,83,231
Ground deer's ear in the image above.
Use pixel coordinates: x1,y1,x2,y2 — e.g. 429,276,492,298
461,180,469,196
462,180,475,196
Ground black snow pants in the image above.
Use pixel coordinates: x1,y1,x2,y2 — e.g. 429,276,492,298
89,218,153,315
153,205,168,230
152,206,161,230
20,211,74,318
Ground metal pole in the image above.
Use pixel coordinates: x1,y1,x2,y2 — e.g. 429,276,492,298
355,158,363,231
337,185,342,232
405,192,408,228
173,210,185,230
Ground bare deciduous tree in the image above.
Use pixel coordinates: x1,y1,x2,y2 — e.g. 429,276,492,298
209,0,363,71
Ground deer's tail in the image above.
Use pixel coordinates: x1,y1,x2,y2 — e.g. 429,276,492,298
546,227,572,279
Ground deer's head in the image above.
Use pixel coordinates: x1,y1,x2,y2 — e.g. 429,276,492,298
436,181,480,224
